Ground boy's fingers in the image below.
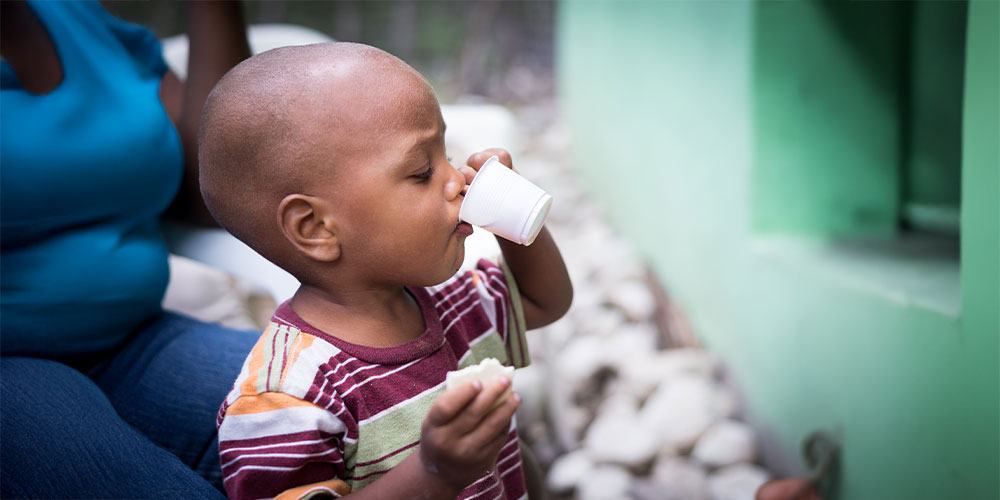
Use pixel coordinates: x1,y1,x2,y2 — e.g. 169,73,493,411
477,419,514,464
466,148,513,171
459,166,477,185
466,393,520,447
452,377,512,432
427,381,482,426
465,152,487,170
468,377,512,416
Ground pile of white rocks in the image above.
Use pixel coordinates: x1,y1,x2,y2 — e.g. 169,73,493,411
509,110,772,500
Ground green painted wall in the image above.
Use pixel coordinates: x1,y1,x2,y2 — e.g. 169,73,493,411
908,1,966,210
753,1,906,237
557,1,998,499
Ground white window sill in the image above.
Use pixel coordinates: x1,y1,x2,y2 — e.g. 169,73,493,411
749,233,960,318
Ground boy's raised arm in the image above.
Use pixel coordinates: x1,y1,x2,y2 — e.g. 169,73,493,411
464,150,574,330
496,227,573,330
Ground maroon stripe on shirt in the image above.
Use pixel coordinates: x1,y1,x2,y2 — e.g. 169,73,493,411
347,468,390,483
222,443,345,463
264,326,281,390
453,430,523,499
310,351,458,422
438,293,483,329
225,460,339,500
353,440,420,468
483,270,513,334
220,430,342,451
432,274,476,306
443,308,494,337
223,452,344,471
464,477,503,499
220,443,343,465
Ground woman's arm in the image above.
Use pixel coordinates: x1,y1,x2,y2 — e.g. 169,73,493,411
165,1,251,225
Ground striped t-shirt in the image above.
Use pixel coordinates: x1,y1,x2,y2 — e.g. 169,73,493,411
217,259,530,499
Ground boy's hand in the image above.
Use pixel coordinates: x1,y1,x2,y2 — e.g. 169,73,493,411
459,148,516,192
419,377,520,492
462,148,574,330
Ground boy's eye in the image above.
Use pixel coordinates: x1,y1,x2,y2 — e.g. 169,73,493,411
413,165,434,182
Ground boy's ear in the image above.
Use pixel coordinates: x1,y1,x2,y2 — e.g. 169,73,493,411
277,194,341,263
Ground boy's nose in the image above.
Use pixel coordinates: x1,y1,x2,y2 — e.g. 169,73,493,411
444,167,464,201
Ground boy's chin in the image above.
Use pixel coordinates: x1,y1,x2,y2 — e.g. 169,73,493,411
426,251,465,285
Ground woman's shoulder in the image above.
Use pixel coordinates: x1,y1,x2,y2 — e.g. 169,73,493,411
29,0,166,78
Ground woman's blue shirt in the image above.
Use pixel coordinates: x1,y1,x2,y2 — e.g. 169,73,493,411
1,1,183,355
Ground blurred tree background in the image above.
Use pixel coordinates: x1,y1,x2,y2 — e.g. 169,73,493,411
103,0,556,105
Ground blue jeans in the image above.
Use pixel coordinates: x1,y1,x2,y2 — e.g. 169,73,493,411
1,312,259,498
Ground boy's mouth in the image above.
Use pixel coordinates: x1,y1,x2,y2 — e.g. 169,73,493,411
454,221,474,237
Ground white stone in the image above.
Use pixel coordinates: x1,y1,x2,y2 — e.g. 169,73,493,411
620,348,719,399
707,464,770,500
629,479,667,500
539,318,576,353
574,308,627,338
163,224,299,303
640,375,718,453
545,449,593,494
524,327,548,362
649,458,710,500
713,385,741,420
554,335,612,385
162,24,334,79
596,256,645,292
163,255,260,330
605,324,658,363
548,398,590,451
578,465,632,500
439,104,520,163
511,364,545,426
605,280,657,322
578,224,614,251
547,342,594,451
584,395,658,468
692,420,758,468
614,359,665,401
569,286,604,316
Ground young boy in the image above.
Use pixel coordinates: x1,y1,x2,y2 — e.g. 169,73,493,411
200,42,573,499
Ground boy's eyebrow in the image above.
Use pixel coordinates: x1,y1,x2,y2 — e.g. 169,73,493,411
398,121,448,167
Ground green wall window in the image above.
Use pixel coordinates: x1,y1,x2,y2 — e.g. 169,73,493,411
902,1,967,237
752,0,967,240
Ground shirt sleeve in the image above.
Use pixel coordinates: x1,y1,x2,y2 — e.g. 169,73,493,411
218,392,352,500
470,258,530,368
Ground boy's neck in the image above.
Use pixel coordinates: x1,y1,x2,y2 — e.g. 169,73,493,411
288,283,427,348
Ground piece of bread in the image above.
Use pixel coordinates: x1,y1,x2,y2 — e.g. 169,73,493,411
446,358,515,408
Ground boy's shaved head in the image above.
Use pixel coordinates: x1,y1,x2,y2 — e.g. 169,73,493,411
199,42,437,274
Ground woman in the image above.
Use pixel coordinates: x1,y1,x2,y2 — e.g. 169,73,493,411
1,1,255,496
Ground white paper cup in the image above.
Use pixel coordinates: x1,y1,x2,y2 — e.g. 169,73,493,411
459,156,552,246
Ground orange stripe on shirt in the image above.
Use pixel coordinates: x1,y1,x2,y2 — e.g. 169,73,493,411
240,324,277,396
274,479,351,500
279,332,315,387
225,391,318,416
